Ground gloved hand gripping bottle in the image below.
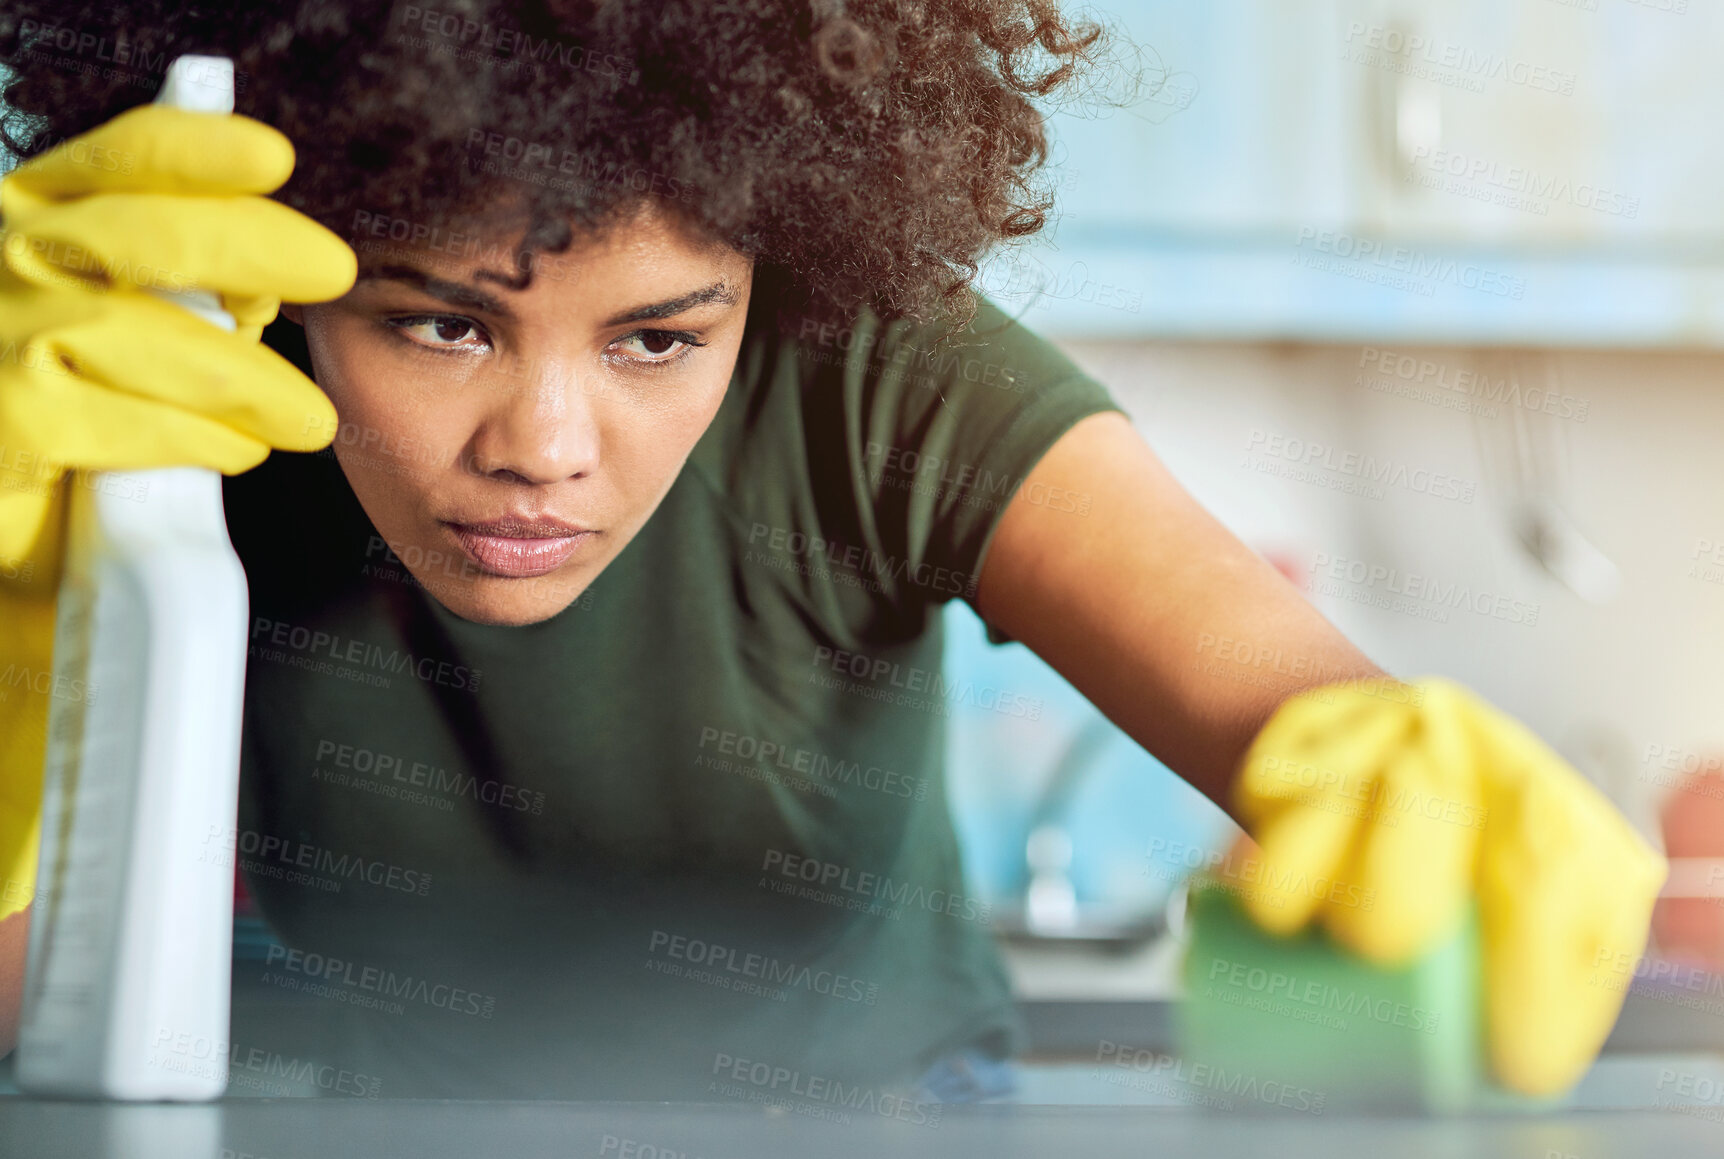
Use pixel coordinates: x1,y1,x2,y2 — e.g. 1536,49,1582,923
3,55,353,1100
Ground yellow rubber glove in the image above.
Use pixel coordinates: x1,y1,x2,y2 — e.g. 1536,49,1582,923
0,104,356,923
1230,676,1667,1097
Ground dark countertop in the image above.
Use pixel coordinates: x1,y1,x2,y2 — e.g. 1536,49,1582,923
9,961,1724,1155
3,1098,1724,1159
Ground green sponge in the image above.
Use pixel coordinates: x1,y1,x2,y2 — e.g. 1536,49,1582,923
1175,880,1554,1114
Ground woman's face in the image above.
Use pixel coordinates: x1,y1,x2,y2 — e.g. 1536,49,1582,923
285,200,753,626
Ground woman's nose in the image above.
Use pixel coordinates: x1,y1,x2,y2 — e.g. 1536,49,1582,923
463,355,604,485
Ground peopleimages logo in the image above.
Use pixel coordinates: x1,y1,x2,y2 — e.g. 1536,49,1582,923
313,739,546,814
1251,755,1487,830
862,441,1092,516
646,930,880,1005
1202,955,1441,1034
709,1052,942,1127
1308,551,1540,628
150,1028,382,1098
1340,22,1577,96
396,5,640,82
249,615,482,692
466,131,688,200
1641,743,1724,785
810,645,1043,720
1094,1040,1326,1114
760,849,993,924
17,20,167,75
1404,146,1638,220
0,661,98,706
1293,226,1526,299
695,727,929,800
1357,348,1589,421
1147,837,1377,912
203,825,433,897
264,945,496,1018
1193,634,1424,707
747,522,976,599
1244,429,1478,503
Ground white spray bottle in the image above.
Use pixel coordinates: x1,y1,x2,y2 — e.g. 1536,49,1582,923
16,55,248,1101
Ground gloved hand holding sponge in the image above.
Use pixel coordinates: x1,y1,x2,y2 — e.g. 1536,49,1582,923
0,104,356,924
1219,676,1667,1097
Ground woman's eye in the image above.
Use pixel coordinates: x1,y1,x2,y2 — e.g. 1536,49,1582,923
387,315,490,351
610,330,701,363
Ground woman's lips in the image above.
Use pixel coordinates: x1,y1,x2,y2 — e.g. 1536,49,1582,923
446,522,594,578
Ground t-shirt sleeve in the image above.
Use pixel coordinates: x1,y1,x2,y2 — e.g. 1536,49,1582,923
804,295,1125,641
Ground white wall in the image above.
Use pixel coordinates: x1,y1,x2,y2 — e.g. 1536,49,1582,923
1055,336,1724,841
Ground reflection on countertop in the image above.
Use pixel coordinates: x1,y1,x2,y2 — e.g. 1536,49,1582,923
5,1083,1724,1159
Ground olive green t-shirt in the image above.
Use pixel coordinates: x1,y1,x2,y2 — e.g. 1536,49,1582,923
224,291,1122,1099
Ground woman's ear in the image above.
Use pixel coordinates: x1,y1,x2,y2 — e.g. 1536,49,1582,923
280,302,305,326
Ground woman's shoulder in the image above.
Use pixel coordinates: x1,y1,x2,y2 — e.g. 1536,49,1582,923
692,287,1124,614
723,287,1119,445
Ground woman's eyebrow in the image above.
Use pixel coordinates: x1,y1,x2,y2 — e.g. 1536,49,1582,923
365,264,511,316
602,281,739,326
359,265,738,325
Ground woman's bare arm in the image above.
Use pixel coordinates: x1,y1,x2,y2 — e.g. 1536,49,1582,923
973,411,1386,825
0,903,28,1058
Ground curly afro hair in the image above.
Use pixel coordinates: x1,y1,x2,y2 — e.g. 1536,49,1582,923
0,0,1123,330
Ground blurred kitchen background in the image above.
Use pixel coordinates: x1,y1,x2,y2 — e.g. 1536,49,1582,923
945,0,1724,1022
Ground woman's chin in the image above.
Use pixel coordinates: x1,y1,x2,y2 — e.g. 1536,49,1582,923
416,572,589,627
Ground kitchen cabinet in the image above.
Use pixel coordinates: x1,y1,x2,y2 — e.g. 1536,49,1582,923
986,0,1724,345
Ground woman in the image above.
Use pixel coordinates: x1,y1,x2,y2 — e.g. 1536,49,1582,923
0,0,1662,1104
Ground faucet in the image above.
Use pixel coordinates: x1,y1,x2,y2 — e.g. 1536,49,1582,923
1001,717,1168,947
